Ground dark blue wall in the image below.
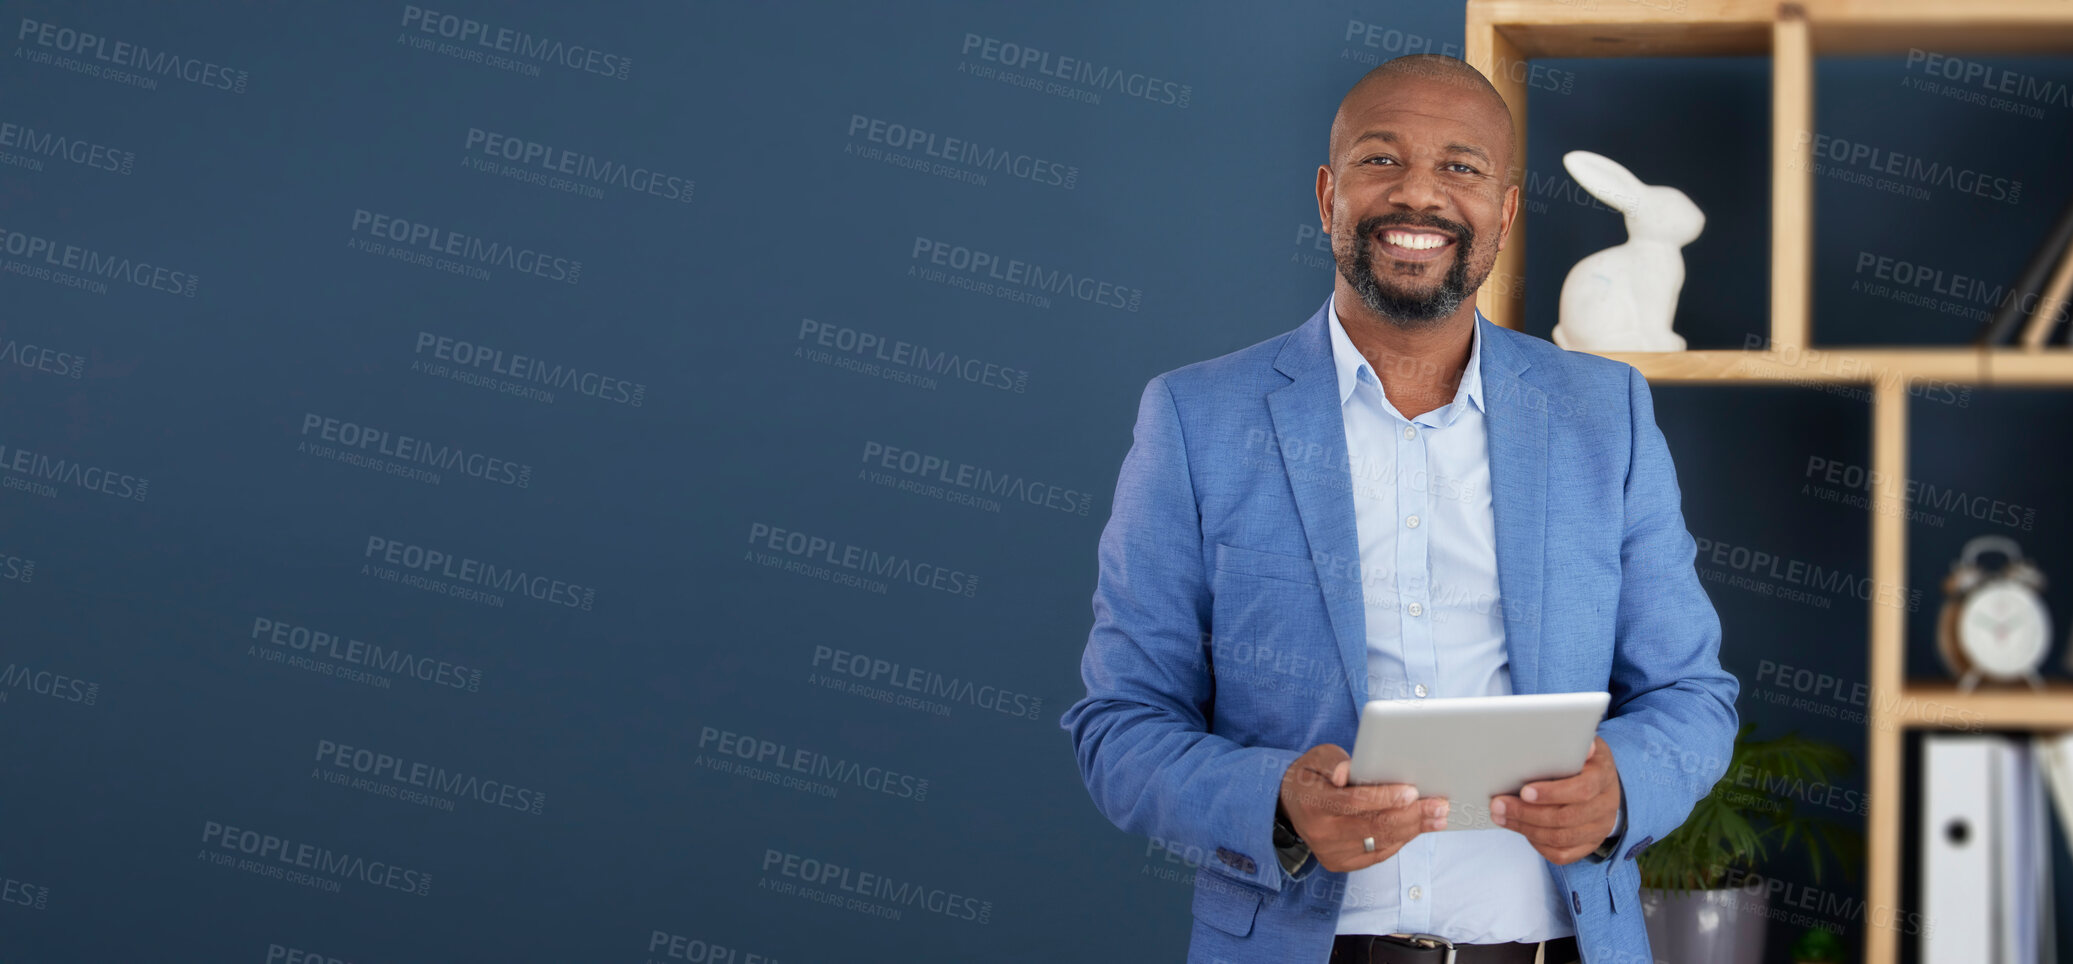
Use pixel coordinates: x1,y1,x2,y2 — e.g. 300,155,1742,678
3,2,2070,961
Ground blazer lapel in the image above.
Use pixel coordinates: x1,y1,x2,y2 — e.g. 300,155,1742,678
1266,300,1370,710
1477,315,1550,696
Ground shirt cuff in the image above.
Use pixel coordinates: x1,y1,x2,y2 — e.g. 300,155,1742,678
1272,799,1317,880
1589,796,1627,862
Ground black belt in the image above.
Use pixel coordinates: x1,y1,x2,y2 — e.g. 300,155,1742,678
1329,933,1580,964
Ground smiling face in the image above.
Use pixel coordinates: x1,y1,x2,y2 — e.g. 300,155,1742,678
1318,62,1519,329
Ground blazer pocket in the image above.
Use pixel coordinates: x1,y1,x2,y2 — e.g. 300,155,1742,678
1191,873,1264,937
1214,543,1319,587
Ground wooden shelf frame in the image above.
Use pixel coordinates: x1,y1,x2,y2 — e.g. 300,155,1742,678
1608,347,2073,385
1463,3,2073,963
1888,681,2073,730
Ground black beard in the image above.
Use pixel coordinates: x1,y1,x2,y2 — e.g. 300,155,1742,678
1335,214,1477,328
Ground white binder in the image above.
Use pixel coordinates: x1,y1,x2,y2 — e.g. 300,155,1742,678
1921,734,2053,964
1999,741,2049,963
2038,731,2073,861
1922,735,1996,963
2034,731,2073,958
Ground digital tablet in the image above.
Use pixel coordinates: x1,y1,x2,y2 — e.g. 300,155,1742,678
1347,691,1610,832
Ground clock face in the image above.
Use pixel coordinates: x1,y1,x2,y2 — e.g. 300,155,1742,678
1957,580,2051,676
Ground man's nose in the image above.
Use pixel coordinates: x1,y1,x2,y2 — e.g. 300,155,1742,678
1384,164,1447,212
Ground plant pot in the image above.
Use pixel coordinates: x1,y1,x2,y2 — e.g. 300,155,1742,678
1640,885,1769,964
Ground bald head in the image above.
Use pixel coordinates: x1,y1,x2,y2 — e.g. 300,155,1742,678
1314,54,1521,331
1329,55,1515,180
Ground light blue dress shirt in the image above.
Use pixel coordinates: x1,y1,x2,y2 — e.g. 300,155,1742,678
1325,294,1573,943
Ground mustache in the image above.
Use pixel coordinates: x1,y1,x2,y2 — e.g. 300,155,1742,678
1335,212,1478,325
1353,214,1472,245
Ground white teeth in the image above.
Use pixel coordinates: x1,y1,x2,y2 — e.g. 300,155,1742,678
1382,230,1449,250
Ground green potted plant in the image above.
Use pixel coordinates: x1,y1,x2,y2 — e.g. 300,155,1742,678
1790,926,1848,963
1639,722,1864,964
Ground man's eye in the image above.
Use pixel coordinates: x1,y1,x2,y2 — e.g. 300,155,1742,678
1448,163,1479,174
1364,156,1396,166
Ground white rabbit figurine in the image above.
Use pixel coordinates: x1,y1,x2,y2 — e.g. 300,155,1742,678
1551,150,1705,353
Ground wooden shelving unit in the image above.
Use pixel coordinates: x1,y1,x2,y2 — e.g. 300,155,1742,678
1464,2,2073,962
1893,681,2073,730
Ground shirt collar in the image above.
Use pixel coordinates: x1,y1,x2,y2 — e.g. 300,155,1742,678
1326,291,1486,419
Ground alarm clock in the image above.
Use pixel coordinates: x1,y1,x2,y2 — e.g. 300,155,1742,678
1936,535,2051,693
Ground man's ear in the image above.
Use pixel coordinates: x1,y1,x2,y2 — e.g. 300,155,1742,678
1315,165,1334,237
1495,182,1520,252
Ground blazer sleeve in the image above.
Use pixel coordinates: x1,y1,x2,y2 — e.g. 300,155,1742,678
1059,375,1302,893
1593,365,1742,863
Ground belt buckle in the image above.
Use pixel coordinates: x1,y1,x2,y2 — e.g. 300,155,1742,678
1376,932,1459,961
1378,932,1456,964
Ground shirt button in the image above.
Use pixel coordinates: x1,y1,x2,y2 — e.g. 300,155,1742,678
1407,602,1423,617
1414,683,1428,698
1405,515,1421,529
1403,426,1417,440
1408,885,1422,901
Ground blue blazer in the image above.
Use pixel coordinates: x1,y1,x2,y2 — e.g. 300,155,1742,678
1061,298,1739,964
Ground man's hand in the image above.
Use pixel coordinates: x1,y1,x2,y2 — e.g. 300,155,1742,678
1280,744,1447,872
1489,736,1621,865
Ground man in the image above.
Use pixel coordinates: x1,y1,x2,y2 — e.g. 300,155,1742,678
1060,54,1738,964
